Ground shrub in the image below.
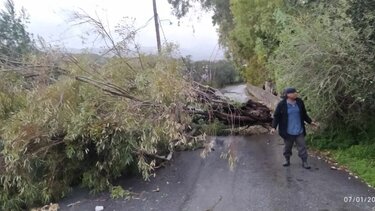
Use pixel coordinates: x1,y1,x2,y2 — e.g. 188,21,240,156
269,4,375,133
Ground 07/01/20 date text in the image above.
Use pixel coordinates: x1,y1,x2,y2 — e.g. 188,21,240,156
344,196,375,203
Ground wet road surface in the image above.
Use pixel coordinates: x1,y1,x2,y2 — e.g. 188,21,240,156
59,135,375,211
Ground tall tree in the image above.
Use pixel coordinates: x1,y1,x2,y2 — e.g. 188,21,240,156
0,0,33,59
228,0,282,85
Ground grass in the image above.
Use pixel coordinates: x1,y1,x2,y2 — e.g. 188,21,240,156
308,133,375,188
333,145,375,187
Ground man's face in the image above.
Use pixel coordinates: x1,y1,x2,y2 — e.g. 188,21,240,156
287,92,298,100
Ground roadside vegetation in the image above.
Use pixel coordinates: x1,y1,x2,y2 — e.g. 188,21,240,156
170,0,375,186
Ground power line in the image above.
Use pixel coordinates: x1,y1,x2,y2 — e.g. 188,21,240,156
212,45,221,61
158,19,168,43
135,16,155,33
208,43,218,62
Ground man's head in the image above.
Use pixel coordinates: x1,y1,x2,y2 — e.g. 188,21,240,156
285,87,298,100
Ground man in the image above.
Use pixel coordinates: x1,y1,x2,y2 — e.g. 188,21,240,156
270,87,317,169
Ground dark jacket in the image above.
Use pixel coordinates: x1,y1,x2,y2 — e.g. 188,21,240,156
272,98,312,139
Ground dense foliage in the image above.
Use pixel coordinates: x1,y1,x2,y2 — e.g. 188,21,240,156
349,0,375,55
269,1,375,132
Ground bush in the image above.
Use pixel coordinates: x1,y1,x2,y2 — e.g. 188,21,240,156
269,3,375,133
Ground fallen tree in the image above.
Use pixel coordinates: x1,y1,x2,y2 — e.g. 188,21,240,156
75,76,272,127
190,81,272,126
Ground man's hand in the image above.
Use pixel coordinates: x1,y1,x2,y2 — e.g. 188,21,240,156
270,128,276,135
311,121,319,129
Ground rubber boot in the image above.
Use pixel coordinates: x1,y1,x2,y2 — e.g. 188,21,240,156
302,160,311,169
283,157,290,167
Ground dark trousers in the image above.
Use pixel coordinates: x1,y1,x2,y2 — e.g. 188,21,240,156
283,134,308,161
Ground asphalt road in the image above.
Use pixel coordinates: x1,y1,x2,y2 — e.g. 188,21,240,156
59,135,375,211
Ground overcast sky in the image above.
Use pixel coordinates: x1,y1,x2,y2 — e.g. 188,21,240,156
6,0,223,60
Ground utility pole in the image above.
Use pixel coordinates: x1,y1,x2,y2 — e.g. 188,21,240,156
152,0,162,53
